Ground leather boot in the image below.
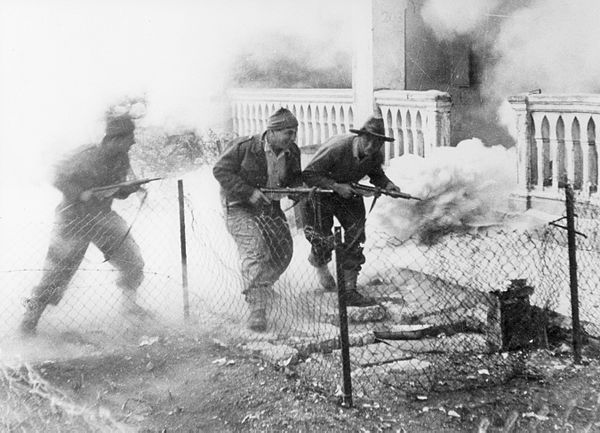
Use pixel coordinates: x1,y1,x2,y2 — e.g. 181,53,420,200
121,290,153,319
342,269,376,307
315,265,336,292
19,298,46,336
246,287,268,332
248,306,267,332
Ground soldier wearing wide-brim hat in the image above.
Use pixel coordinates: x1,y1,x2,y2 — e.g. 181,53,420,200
301,115,401,306
349,116,395,142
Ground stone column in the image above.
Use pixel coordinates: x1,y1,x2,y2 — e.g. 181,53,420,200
373,0,407,91
351,0,375,124
508,94,532,209
352,0,408,124
432,95,452,149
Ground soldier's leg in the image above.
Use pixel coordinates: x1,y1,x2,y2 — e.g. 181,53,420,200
333,198,374,307
22,221,88,334
301,196,336,290
93,211,146,317
334,197,367,272
226,205,272,331
259,208,293,284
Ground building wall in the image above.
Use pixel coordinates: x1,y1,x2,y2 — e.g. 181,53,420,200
369,0,516,147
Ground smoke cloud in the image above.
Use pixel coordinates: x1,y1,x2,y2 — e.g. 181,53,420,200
421,0,502,40
422,0,600,139
489,0,600,97
369,139,517,244
0,0,350,194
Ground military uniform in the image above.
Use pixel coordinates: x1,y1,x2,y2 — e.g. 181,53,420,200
21,115,145,334
213,133,302,304
302,133,391,272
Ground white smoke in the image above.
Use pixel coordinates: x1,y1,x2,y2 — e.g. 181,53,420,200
421,0,600,140
369,139,517,243
421,0,502,40
0,0,350,184
489,0,600,97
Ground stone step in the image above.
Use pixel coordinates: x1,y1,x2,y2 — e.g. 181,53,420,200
381,333,492,354
334,342,414,368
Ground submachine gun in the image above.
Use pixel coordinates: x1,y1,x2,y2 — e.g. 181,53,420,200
259,183,421,201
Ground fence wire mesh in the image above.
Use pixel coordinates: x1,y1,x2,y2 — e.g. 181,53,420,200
2,166,599,405
570,199,600,337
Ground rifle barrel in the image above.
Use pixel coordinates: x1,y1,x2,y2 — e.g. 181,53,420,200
352,183,421,201
260,187,334,194
90,177,162,193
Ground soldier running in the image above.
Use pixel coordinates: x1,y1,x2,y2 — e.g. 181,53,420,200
20,113,149,335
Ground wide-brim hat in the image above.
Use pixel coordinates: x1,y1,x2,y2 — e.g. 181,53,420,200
349,116,394,142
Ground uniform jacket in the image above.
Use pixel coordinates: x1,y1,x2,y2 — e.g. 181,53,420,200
53,143,131,212
302,134,391,189
213,133,302,205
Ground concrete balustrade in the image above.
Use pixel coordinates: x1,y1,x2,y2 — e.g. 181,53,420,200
509,94,600,210
228,88,354,148
374,90,452,161
228,88,452,164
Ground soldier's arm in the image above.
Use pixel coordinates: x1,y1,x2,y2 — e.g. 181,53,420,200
287,144,303,188
213,139,256,201
113,167,142,199
52,153,93,203
302,147,338,189
367,162,392,189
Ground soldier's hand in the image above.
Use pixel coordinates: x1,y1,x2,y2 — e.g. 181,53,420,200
79,190,94,202
385,182,402,194
80,188,118,202
248,189,271,206
332,183,357,199
287,193,303,203
121,184,141,195
115,184,141,199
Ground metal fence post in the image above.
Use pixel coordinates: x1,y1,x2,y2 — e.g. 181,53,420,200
178,179,190,321
565,184,582,363
334,226,353,408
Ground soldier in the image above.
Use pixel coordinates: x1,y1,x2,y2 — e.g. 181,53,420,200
213,108,302,332
20,113,149,335
302,116,401,306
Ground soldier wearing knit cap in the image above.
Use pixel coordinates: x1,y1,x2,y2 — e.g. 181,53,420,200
265,107,299,131
213,107,302,332
19,111,150,335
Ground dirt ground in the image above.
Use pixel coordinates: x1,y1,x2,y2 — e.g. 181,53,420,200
4,328,600,433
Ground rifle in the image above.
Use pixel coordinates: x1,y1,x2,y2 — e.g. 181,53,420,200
259,187,334,212
259,187,334,195
89,177,162,193
81,177,162,202
350,182,422,201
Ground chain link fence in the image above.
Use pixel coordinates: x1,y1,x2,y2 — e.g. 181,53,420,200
1,156,599,408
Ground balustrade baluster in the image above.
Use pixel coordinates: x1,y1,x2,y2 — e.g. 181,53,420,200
581,116,592,196
588,115,598,194
416,111,424,157
406,109,414,154
563,114,576,189
549,114,563,191
298,106,306,147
